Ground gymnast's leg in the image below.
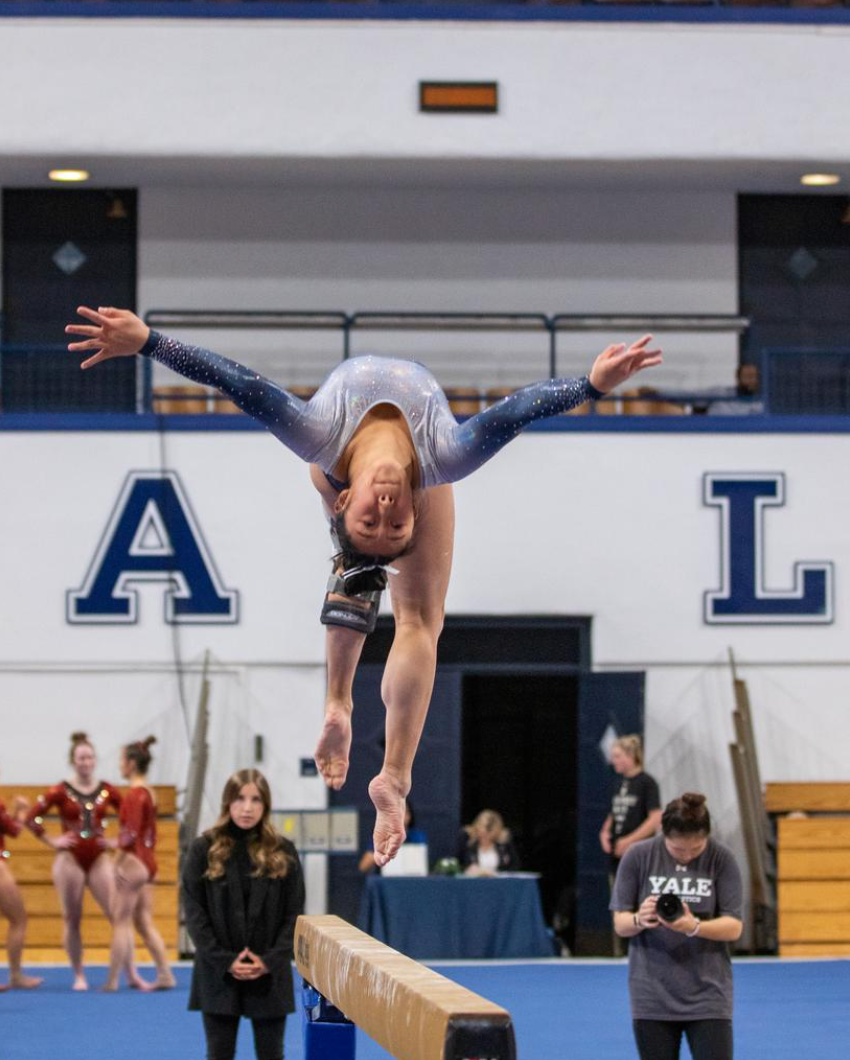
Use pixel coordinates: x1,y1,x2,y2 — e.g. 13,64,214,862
52,852,88,990
0,861,42,989
369,484,454,865
314,622,366,790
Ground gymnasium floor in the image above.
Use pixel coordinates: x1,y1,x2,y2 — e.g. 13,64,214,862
2,958,848,1059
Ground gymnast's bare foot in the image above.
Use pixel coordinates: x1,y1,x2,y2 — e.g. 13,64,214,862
368,772,407,867
314,702,352,791
153,972,177,990
72,973,89,992
128,971,155,992
8,973,42,989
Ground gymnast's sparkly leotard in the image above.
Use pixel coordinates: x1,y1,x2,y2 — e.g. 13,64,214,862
142,332,602,487
26,781,121,873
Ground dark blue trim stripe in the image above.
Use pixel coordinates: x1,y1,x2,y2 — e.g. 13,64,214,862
2,412,849,433
1,1,849,24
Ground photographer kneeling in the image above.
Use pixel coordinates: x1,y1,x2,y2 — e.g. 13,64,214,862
610,792,744,1060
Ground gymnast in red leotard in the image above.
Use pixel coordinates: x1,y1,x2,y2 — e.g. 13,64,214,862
0,786,42,991
104,736,175,992
26,732,120,990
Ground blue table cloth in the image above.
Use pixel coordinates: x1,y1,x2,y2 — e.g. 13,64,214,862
359,874,555,959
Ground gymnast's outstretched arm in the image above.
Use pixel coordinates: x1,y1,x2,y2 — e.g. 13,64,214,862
65,306,323,460
440,335,662,483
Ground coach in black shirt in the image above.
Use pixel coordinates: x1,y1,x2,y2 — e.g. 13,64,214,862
599,735,661,874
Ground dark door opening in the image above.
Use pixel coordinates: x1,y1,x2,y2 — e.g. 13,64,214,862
462,673,578,945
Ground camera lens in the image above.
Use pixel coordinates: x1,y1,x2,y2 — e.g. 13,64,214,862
656,893,685,922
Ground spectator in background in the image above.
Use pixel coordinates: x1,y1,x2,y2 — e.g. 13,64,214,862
458,810,520,876
599,735,662,875
609,792,744,1060
181,769,304,1060
358,800,426,874
705,364,764,416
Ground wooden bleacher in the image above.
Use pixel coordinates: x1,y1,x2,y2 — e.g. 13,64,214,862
0,785,179,963
766,782,850,957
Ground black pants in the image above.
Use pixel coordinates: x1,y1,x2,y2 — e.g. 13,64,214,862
633,1018,732,1060
202,1013,287,1060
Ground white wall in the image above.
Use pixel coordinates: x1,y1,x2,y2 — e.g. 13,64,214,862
2,426,848,852
1,18,849,163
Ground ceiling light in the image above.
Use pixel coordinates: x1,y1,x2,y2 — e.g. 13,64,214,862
800,173,840,187
48,169,90,183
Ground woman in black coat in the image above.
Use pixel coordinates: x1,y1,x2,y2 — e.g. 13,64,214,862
182,769,305,1060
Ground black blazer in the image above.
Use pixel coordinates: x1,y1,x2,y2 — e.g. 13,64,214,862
182,833,305,1018
457,834,521,872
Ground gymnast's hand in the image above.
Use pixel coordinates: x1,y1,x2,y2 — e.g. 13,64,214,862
65,306,150,369
588,335,663,395
50,832,78,850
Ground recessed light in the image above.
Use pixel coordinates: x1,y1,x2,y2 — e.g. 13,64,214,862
48,169,90,183
800,173,840,187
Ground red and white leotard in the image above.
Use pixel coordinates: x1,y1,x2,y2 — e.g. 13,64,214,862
118,786,158,880
0,797,22,859
26,781,121,873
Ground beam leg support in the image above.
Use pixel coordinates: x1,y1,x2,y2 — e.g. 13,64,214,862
302,979,356,1060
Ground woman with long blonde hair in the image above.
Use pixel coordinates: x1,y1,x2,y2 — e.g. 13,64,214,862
182,769,304,1060
459,810,520,876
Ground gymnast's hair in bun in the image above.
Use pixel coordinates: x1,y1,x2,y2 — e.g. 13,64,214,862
124,735,157,776
68,731,94,764
661,792,711,836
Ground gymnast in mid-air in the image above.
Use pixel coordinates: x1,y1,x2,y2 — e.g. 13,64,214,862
67,306,661,865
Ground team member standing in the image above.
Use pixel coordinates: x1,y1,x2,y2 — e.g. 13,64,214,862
26,732,121,990
104,736,176,992
610,792,744,1060
0,791,42,990
182,769,305,1060
599,735,662,873
67,305,662,866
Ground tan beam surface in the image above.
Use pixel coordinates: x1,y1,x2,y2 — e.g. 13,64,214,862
295,916,515,1060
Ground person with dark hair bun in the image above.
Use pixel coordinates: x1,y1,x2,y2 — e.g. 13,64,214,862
25,732,121,990
66,305,661,865
609,792,744,1060
103,736,175,992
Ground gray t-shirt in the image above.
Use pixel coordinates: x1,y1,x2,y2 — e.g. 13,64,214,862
609,834,743,1020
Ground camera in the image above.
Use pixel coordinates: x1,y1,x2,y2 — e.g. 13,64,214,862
656,893,685,922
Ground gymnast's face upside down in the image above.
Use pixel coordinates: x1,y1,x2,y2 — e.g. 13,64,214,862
335,460,416,558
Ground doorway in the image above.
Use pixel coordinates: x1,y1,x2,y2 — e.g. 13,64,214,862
462,673,578,938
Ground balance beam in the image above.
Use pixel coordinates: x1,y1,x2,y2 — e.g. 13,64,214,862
294,915,516,1060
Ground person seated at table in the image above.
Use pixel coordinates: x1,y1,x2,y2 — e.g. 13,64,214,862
458,810,520,876
359,801,426,874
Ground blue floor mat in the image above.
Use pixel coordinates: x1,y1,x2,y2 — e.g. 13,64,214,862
2,959,848,1060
